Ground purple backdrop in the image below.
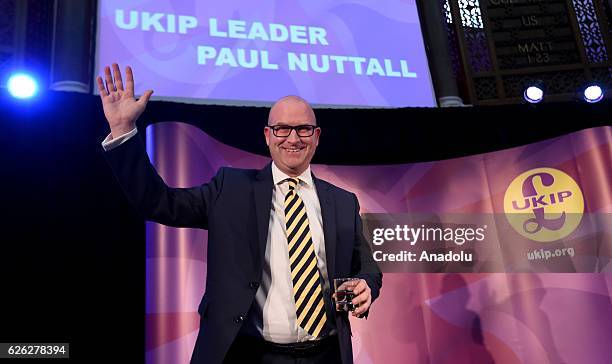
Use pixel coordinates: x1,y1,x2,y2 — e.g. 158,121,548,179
97,0,436,107
144,123,611,363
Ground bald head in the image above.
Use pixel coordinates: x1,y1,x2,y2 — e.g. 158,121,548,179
268,95,316,126
264,95,321,177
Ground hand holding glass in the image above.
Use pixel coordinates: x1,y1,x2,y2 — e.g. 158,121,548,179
333,278,359,312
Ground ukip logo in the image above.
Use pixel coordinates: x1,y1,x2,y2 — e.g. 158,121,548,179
504,168,584,242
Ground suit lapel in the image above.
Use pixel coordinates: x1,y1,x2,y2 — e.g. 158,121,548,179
254,163,274,269
313,174,337,281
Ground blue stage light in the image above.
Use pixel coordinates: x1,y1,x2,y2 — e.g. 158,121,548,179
583,84,604,103
524,85,544,104
7,73,39,99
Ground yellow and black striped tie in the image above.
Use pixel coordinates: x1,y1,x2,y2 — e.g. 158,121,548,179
284,177,327,337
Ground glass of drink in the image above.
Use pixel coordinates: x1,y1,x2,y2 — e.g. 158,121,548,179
333,277,359,312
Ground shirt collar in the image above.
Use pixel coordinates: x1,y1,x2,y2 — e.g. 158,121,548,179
271,162,313,187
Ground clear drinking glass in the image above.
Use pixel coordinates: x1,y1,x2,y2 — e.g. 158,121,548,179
333,277,359,312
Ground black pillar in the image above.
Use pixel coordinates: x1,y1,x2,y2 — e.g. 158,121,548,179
50,0,95,93
417,0,464,107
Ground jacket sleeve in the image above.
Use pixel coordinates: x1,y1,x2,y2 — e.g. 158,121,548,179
351,194,383,308
104,132,224,229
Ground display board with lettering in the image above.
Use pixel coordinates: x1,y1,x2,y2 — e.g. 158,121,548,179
96,0,437,107
485,0,582,69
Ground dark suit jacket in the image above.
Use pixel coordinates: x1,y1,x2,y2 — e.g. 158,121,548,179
105,134,383,364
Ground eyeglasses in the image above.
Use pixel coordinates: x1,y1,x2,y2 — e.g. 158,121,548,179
267,124,318,137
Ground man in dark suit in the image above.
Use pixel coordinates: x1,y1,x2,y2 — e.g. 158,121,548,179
97,63,382,364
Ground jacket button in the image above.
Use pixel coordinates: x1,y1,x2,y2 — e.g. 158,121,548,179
249,281,259,289
234,315,245,323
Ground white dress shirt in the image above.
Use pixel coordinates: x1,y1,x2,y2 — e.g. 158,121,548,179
102,130,334,342
101,128,137,151
252,162,332,343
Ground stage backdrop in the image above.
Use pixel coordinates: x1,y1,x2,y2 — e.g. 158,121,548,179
144,124,611,363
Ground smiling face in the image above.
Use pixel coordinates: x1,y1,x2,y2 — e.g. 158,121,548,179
264,96,321,177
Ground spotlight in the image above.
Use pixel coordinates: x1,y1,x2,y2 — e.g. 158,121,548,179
7,73,39,99
583,84,604,103
524,84,544,104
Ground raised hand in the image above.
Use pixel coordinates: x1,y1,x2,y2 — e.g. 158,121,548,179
96,64,153,139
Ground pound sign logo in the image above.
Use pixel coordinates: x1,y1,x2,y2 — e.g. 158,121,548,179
504,168,584,242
